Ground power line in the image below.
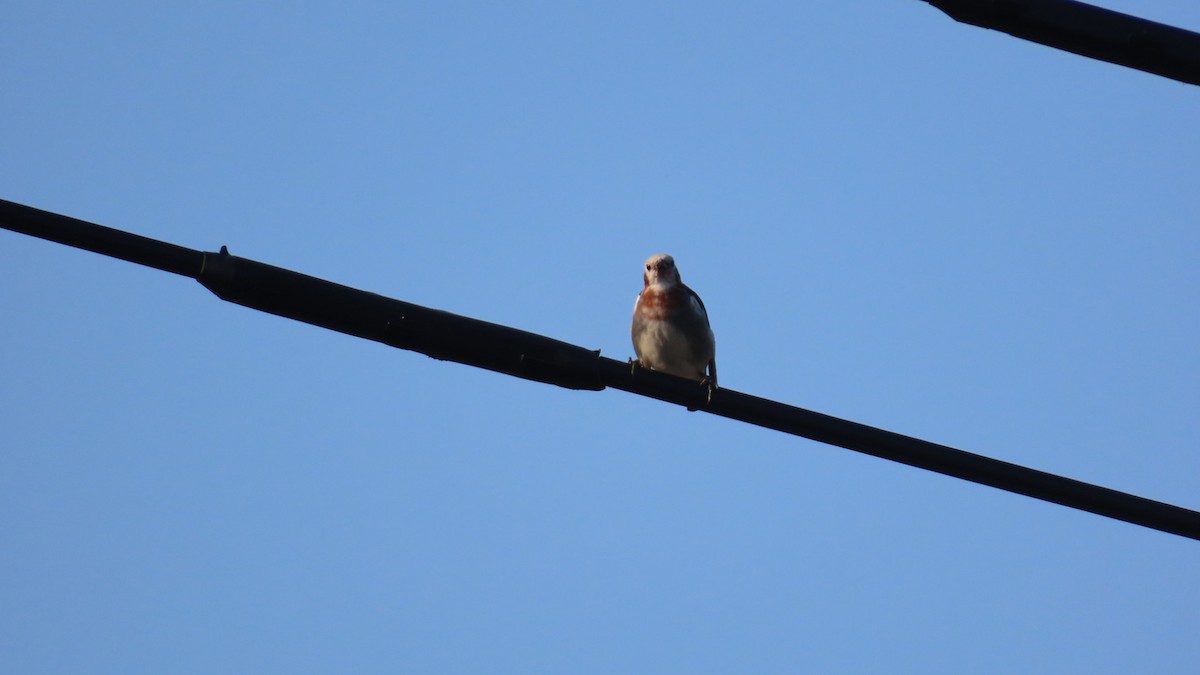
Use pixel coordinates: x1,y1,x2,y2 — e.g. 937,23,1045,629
3,198,1198,541
920,0,1200,86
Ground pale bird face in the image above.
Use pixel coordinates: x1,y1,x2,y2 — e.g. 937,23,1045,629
643,254,680,287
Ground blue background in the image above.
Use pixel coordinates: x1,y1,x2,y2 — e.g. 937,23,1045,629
3,2,1198,672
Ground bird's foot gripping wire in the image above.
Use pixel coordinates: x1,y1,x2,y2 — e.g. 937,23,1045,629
700,377,716,406
629,358,642,378
685,377,717,412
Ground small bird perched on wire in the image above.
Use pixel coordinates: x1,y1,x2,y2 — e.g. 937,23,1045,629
631,253,717,401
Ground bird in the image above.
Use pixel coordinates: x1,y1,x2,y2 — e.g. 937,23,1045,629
631,253,717,401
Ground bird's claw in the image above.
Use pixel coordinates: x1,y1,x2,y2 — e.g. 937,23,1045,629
629,358,642,378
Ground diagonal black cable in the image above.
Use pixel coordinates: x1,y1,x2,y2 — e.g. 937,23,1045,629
3,197,1198,541
920,0,1200,86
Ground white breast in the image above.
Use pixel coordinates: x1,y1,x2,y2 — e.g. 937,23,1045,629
634,315,709,379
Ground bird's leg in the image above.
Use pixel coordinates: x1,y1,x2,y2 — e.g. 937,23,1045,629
629,357,642,378
702,359,718,404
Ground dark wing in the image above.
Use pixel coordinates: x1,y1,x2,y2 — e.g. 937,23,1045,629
682,284,709,323
682,283,717,386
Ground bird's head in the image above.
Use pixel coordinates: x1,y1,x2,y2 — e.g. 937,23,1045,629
643,253,680,288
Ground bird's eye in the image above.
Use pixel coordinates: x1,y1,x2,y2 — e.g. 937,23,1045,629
645,264,652,271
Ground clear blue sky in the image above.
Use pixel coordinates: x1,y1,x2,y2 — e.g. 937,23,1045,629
3,2,1199,673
